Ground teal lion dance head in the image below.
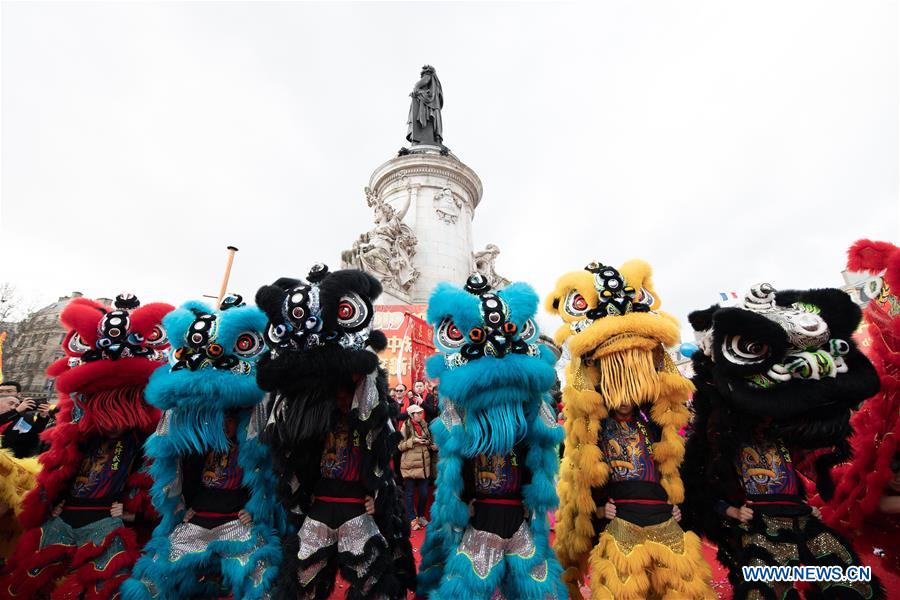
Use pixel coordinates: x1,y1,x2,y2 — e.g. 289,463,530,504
426,274,557,456
145,295,268,453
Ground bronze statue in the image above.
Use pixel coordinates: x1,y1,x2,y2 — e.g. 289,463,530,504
407,65,443,146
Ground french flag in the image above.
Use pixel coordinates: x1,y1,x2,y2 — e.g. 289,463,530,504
719,291,739,302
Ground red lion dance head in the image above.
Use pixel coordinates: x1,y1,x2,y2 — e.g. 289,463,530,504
821,240,900,535
46,293,173,436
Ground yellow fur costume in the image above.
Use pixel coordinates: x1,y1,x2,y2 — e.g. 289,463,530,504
546,260,713,600
0,448,39,560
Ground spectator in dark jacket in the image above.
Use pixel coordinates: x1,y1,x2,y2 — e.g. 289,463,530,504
393,383,409,422
0,382,37,429
2,398,54,458
411,380,439,423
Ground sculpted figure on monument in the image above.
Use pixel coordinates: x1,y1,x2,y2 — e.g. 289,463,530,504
433,185,463,224
407,65,444,146
342,187,420,294
473,243,510,289
392,224,420,290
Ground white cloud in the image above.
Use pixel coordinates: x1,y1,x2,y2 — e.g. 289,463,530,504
2,1,897,338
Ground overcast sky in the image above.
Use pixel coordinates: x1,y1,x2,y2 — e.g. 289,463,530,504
2,1,898,340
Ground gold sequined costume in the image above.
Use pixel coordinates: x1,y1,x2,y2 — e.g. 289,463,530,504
546,260,714,600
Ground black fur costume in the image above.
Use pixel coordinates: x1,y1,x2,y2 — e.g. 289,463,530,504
682,284,884,599
256,265,415,600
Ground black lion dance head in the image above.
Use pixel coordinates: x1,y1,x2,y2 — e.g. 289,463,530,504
685,283,879,516
689,284,877,448
255,263,388,442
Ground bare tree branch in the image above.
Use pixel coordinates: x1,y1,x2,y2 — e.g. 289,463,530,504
0,283,38,323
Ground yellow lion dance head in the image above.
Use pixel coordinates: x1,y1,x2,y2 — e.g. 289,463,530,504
546,259,685,412
547,260,694,591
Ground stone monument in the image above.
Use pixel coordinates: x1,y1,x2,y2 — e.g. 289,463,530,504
342,66,507,305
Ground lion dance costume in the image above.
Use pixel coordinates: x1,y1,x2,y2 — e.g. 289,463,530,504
548,260,713,600
818,240,900,582
0,294,172,600
417,274,566,599
681,282,884,599
255,264,415,599
122,295,288,599
0,450,39,560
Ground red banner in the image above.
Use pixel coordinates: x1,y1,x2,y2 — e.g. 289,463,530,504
374,305,436,390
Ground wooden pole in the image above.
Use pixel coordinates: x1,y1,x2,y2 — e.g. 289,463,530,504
217,246,239,308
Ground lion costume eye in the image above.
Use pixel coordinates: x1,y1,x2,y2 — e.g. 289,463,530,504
145,326,168,347
234,332,265,358
722,335,770,364
859,277,885,304
637,287,655,307
437,318,466,349
564,290,590,316
335,293,369,331
67,333,92,354
519,319,539,343
266,323,288,346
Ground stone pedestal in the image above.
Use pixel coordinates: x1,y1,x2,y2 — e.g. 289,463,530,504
367,149,483,304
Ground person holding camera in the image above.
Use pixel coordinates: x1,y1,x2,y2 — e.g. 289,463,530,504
0,382,56,458
2,395,55,459
0,382,31,428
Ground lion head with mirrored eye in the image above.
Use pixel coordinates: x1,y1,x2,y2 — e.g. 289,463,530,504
48,294,174,395
257,264,383,354
688,283,879,420
428,273,544,371
425,274,557,446
143,295,269,412
545,260,681,410
166,296,267,376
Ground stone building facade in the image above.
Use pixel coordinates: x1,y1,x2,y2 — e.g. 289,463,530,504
0,292,111,395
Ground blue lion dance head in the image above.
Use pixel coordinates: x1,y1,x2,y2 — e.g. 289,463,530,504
426,274,557,456
145,294,268,453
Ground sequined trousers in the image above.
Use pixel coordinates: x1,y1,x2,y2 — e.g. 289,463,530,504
734,513,882,600
123,518,275,600
295,512,393,600
429,520,555,600
588,517,715,600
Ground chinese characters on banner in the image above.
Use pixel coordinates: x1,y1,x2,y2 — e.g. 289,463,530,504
373,305,436,390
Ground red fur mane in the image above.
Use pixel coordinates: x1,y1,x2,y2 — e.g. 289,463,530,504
819,240,900,531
